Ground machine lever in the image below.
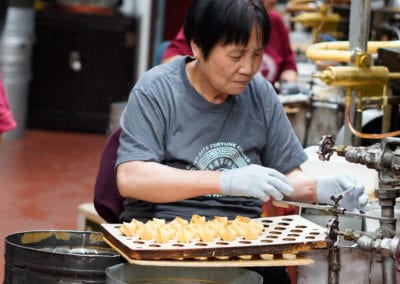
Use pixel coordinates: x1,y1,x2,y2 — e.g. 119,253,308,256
272,200,396,222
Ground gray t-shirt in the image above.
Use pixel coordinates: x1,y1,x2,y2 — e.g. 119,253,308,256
117,56,307,222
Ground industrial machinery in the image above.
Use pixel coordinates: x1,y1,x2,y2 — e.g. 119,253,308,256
277,136,399,283
293,0,400,282
286,0,400,148
307,40,400,145
315,135,400,284
291,3,342,42
303,0,400,147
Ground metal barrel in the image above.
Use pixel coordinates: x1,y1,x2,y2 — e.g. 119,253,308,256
1,6,35,39
0,6,35,139
297,247,383,284
4,230,124,284
106,263,263,284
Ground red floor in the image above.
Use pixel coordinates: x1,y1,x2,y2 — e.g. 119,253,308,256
0,129,108,281
0,129,299,283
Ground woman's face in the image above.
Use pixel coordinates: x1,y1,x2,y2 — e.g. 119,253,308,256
192,27,264,102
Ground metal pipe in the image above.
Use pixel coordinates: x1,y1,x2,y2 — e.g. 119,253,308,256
348,0,371,52
376,183,397,284
291,12,341,29
344,103,400,140
357,233,396,284
389,73,400,80
328,247,340,284
353,106,362,146
305,41,400,62
286,2,317,13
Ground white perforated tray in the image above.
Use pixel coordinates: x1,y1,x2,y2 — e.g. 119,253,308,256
101,215,328,261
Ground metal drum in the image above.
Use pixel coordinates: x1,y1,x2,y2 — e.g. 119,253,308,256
298,205,382,283
0,6,35,139
297,200,400,283
297,247,383,284
4,230,124,284
106,263,263,284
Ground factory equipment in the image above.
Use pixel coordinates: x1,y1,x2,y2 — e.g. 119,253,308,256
291,4,342,42
286,0,320,14
314,135,400,284
307,40,400,145
286,0,400,148
293,0,400,282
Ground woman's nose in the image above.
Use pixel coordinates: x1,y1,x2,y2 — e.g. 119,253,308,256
238,61,253,75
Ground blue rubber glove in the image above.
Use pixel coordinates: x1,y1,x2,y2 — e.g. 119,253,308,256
316,174,369,212
220,164,293,202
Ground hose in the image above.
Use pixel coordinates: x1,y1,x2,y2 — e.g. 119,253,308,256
345,103,400,139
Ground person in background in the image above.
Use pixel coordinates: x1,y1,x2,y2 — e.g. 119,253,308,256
0,72,16,136
0,0,15,137
161,0,297,92
116,0,367,282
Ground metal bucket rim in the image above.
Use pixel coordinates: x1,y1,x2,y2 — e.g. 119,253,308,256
5,229,120,258
106,263,263,283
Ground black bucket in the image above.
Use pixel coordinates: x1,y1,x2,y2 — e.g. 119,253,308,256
4,230,124,284
106,263,263,284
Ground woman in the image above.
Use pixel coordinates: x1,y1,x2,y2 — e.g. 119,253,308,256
116,0,367,282
0,73,16,136
0,1,16,137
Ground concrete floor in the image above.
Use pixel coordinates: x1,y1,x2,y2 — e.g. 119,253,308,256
0,129,108,280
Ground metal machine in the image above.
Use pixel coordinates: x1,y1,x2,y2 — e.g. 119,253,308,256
306,40,400,146
291,0,400,282
291,3,342,42
316,135,400,284
276,136,399,283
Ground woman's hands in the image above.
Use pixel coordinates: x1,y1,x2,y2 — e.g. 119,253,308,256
316,174,369,212
220,165,369,213
220,164,293,201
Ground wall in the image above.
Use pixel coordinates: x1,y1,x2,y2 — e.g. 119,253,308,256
162,0,190,40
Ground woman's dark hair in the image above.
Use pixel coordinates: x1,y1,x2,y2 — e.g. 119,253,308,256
183,0,270,60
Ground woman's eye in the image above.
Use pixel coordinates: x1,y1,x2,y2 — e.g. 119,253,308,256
230,55,241,59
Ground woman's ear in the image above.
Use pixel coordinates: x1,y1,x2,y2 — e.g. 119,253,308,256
190,40,201,61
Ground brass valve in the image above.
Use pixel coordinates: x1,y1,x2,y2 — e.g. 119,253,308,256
313,52,390,87
311,52,399,110
313,65,390,87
